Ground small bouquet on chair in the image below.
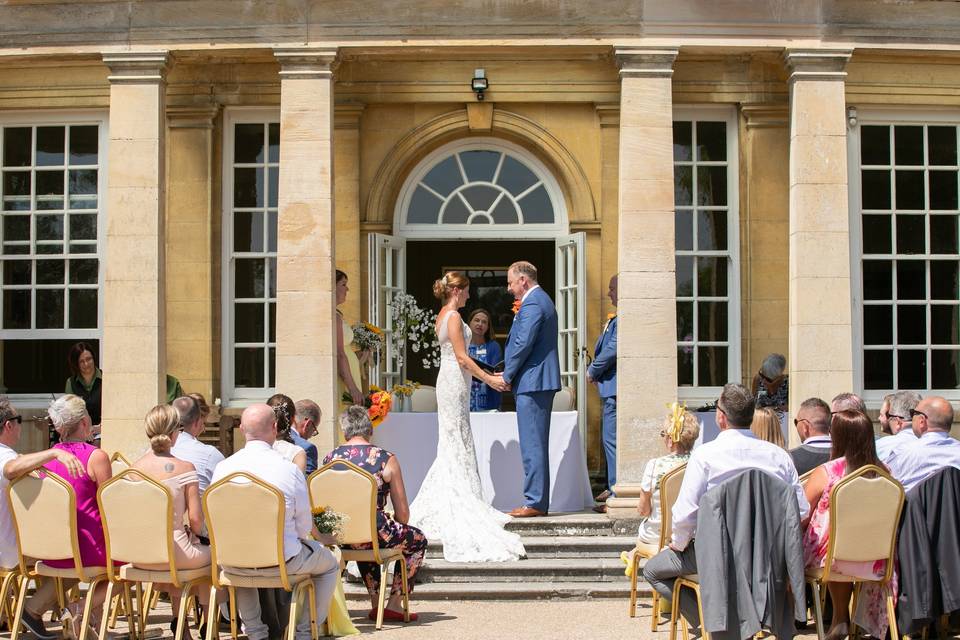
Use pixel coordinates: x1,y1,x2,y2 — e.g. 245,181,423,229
313,505,349,543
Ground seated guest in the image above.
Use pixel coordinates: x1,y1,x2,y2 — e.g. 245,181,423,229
752,406,785,448
0,397,85,640
323,406,427,623
751,353,788,411
621,405,698,573
267,394,307,474
643,383,806,628
878,393,895,437
30,395,113,639
887,396,960,492
211,404,339,640
789,397,833,476
875,390,922,463
803,410,894,640
133,404,212,633
171,395,225,495
467,308,503,411
831,392,867,415
292,400,321,475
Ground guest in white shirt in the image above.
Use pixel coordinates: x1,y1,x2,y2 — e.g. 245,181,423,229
0,397,84,640
210,404,339,640
789,398,833,476
875,390,921,463
267,394,307,474
887,396,960,492
642,383,807,627
171,395,225,495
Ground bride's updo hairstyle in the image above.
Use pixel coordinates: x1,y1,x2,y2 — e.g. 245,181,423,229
432,271,470,301
144,404,179,454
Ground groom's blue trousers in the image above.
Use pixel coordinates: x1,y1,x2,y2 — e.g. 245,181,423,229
516,390,556,513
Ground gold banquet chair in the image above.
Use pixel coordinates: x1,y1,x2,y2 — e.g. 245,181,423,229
203,472,320,640
97,469,211,640
308,460,410,630
805,464,904,640
109,452,131,477
629,463,686,629
8,471,109,640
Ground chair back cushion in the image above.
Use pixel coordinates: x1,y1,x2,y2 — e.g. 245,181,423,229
204,473,284,569
658,463,686,546
98,470,171,567
8,472,77,563
308,462,377,546
829,465,904,564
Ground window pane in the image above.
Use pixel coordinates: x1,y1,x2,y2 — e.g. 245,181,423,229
69,126,98,165
268,123,280,163
421,156,463,197
3,260,30,285
35,289,64,328
268,347,276,388
461,185,499,212
928,126,957,165
269,302,276,342
518,185,553,223
68,170,97,196
36,215,64,241
235,302,265,343
36,259,64,285
697,346,727,387
267,257,276,299
36,243,63,255
929,171,957,210
234,347,265,388
234,124,265,164
235,259,265,298
459,150,500,183
676,256,694,297
677,301,693,342
674,166,693,206
895,171,925,210
696,166,727,206
897,305,927,345
2,128,31,167
673,121,692,161
864,305,893,345
441,194,469,224
267,211,277,252
68,289,97,328
490,198,519,224
3,215,30,242
675,210,693,251
36,170,63,196
69,258,97,284
697,301,727,341
3,290,29,328
894,125,924,165
35,126,65,166
864,350,893,389
862,214,891,254
896,215,925,254
697,257,728,297
931,350,960,389
861,126,890,165
697,210,727,251
677,347,693,386
696,122,726,162
931,260,959,300
898,349,927,389
896,260,925,300
233,211,264,253
267,167,278,209
931,305,959,344
495,155,538,197
863,260,893,300
1,339,98,394
234,168,263,208
407,185,442,224
861,170,891,210
3,171,30,196
69,214,96,241
930,215,958,254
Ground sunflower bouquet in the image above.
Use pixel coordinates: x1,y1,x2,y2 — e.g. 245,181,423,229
351,322,385,358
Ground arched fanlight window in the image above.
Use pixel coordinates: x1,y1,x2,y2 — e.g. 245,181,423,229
395,139,567,238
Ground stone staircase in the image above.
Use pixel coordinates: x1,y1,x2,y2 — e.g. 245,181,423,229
344,512,653,601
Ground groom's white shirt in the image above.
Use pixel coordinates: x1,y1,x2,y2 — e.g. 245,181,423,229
520,284,540,304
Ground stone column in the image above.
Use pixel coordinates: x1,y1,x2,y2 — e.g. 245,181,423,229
165,105,220,402
100,51,169,458
273,48,339,450
784,49,854,443
607,47,679,519
334,103,365,323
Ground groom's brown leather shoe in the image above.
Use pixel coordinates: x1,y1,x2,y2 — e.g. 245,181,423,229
510,506,547,518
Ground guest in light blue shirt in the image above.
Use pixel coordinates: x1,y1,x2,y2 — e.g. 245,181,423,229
292,399,321,475
887,396,960,492
875,390,921,463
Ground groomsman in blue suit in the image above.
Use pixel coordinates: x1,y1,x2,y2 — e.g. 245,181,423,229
588,274,618,513
502,261,561,517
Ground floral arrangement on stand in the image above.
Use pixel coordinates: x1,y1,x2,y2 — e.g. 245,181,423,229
312,505,349,543
351,321,385,362
390,292,440,370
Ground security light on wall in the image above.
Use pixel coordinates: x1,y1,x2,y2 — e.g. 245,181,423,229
471,68,489,101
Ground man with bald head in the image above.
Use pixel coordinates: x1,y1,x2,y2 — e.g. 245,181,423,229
886,396,960,492
211,404,339,640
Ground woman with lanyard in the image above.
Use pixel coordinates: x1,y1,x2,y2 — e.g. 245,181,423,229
466,308,503,412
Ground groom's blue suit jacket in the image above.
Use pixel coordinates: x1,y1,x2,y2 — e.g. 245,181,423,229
503,286,561,394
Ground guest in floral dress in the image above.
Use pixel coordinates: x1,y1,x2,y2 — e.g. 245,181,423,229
323,406,427,623
802,409,896,640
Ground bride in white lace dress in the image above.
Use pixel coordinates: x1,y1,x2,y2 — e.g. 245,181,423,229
409,271,526,562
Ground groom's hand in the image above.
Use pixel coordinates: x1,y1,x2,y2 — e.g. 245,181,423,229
490,372,510,392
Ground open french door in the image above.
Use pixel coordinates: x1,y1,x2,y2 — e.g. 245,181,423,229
367,233,406,390
555,232,587,454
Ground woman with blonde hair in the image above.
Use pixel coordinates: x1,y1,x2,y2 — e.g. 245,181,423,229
751,406,786,448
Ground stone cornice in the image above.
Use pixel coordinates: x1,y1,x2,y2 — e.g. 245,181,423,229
273,47,338,79
741,104,788,129
166,104,220,129
614,47,679,79
783,48,853,83
102,51,169,84
594,103,620,128
334,103,365,130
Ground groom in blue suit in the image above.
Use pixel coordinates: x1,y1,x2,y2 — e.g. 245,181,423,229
501,261,561,517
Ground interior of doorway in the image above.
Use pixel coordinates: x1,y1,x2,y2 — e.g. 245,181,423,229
404,239,556,411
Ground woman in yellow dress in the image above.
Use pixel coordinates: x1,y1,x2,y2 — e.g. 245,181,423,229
337,270,365,408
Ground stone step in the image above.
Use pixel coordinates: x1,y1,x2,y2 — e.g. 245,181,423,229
425,535,636,559
416,558,629,583
503,513,618,537
343,580,647,601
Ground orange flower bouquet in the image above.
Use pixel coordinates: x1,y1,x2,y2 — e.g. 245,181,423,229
368,389,392,427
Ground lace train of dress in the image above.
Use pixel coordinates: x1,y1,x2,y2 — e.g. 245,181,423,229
409,310,525,563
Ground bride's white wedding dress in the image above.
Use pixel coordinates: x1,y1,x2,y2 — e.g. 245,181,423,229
409,310,526,562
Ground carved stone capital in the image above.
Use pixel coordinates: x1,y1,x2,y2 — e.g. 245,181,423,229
274,47,339,80
166,104,220,129
783,48,853,83
615,47,679,79
334,103,365,130
595,103,620,128
741,104,789,129
102,51,169,84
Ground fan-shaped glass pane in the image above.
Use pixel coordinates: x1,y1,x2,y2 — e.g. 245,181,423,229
407,186,442,223
491,197,519,224
471,215,492,224
496,155,539,196
518,184,554,223
421,156,463,197
459,151,500,183
461,185,500,212
441,195,470,224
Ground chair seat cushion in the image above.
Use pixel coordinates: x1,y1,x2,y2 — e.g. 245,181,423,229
678,573,699,583
34,563,108,581
121,565,211,583
804,567,870,583
340,547,403,563
633,542,660,559
219,570,311,589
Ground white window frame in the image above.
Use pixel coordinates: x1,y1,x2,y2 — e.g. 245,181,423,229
673,106,742,405
848,106,960,404
221,108,281,406
394,137,568,239
0,110,108,408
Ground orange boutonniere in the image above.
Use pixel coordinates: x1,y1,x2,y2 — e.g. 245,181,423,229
511,299,522,315
607,313,616,320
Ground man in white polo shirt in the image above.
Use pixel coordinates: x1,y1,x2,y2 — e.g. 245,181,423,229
887,396,960,492
211,404,338,640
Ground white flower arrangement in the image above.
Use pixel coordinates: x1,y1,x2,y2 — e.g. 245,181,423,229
390,292,441,370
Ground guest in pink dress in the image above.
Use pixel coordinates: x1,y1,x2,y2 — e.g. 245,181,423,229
25,394,112,640
802,410,896,640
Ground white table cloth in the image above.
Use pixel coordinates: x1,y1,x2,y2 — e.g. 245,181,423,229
370,411,594,513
